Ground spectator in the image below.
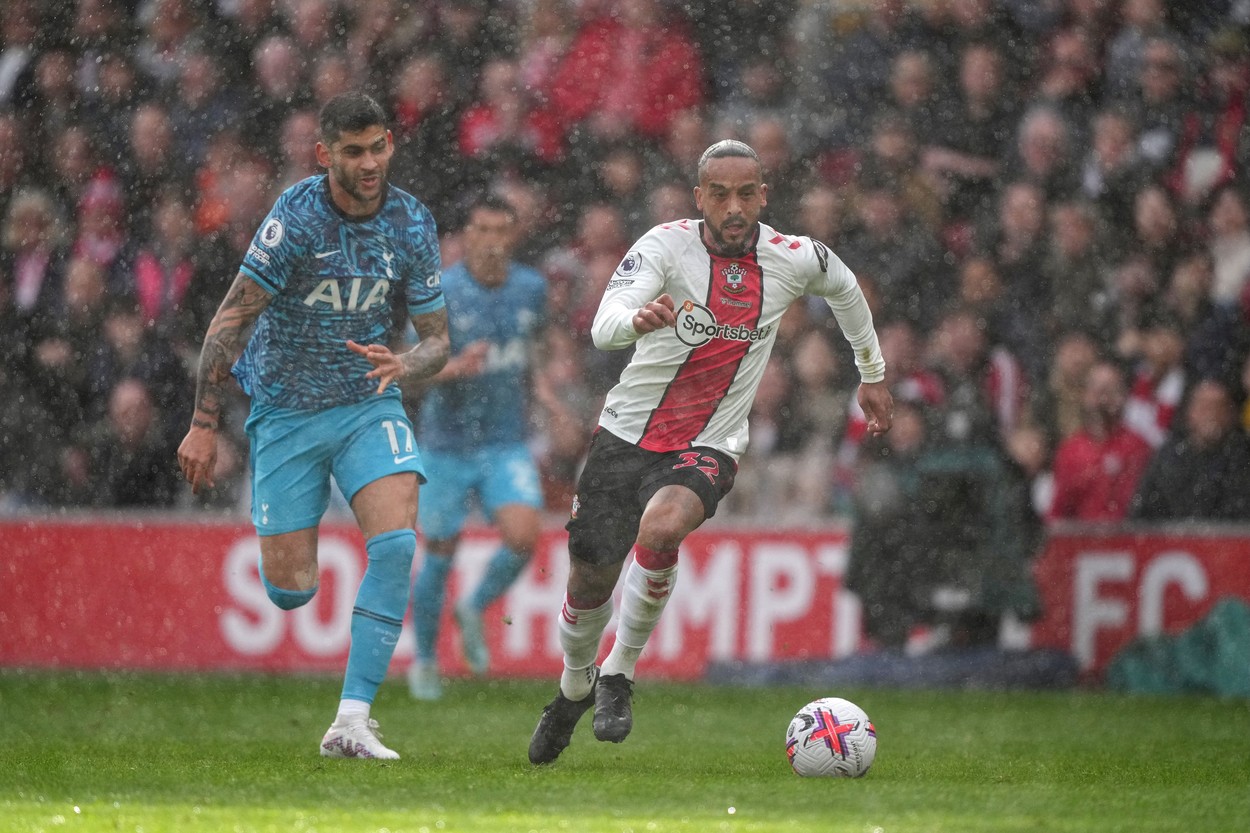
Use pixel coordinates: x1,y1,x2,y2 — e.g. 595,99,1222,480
516,0,577,101
858,111,943,233
458,56,564,173
387,51,472,225
647,107,711,189
1123,37,1194,180
45,123,106,225
1080,108,1150,255
1123,306,1187,448
644,180,696,229
1104,0,1183,102
0,0,40,110
1162,250,1249,390
273,109,321,191
839,174,948,331
1205,182,1250,306
543,0,704,145
133,0,204,92
280,0,340,57
70,0,136,96
1008,104,1081,201
982,180,1052,380
22,256,109,445
27,45,82,150
1044,199,1115,340
0,111,31,225
587,141,650,239
1036,329,1103,441
926,305,1029,443
118,102,188,238
1130,378,1250,521
245,35,312,162
1170,28,1250,206
126,186,199,338
215,0,286,73
1,187,68,341
791,183,848,270
84,297,191,451
835,317,946,509
789,0,923,152
1030,26,1102,147
748,116,819,234
1128,182,1188,286
70,174,128,289
78,377,182,508
884,49,943,147
711,51,796,140
79,50,146,166
1049,359,1154,522
309,51,354,111
344,0,424,89
923,39,1016,225
424,0,517,112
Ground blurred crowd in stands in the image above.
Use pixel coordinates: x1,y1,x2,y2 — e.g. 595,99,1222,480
3,0,1250,537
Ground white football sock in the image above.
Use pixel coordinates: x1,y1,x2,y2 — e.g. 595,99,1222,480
557,596,613,700
335,698,370,724
600,560,677,681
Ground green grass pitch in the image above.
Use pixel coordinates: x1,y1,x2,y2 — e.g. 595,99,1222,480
2,670,1248,832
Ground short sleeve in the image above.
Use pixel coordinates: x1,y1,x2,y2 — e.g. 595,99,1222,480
240,194,301,295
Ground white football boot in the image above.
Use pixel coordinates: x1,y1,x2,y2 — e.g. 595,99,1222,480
319,717,400,760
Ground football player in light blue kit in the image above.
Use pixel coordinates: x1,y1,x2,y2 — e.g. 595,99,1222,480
407,195,548,700
177,92,450,759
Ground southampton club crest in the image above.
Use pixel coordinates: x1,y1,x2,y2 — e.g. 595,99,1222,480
721,261,747,294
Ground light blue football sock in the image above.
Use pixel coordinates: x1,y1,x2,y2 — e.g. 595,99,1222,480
411,551,454,664
258,553,317,610
341,528,416,704
467,546,528,613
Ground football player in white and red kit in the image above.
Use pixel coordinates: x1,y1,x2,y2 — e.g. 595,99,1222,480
528,140,895,765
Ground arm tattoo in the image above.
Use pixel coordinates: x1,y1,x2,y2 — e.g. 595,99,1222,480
191,273,271,429
401,307,451,382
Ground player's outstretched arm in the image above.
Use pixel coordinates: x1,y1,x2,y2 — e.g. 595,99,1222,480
178,272,272,493
349,307,451,394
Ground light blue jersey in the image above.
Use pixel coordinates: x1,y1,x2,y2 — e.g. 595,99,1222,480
418,260,546,450
234,175,445,410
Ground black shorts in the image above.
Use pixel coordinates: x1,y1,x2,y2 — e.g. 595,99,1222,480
565,429,737,566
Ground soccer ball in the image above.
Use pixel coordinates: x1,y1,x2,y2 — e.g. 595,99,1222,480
786,697,876,778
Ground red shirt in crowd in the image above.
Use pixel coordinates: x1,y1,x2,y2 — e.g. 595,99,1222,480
1048,423,1154,522
544,14,704,140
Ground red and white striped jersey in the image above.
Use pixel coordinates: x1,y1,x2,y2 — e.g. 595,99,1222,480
591,219,885,460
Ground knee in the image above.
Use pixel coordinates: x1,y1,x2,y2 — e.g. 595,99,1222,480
259,557,317,610
567,556,620,608
637,502,693,552
368,528,418,574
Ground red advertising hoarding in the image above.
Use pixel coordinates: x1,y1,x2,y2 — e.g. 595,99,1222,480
2,519,1246,678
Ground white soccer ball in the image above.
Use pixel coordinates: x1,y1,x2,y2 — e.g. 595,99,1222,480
786,696,877,778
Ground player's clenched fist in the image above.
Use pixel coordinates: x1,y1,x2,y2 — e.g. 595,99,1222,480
632,293,677,334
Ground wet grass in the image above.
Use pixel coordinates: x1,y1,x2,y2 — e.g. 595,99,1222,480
2,670,1248,832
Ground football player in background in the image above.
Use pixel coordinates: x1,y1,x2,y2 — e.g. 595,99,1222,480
406,195,548,700
528,140,894,764
177,91,449,759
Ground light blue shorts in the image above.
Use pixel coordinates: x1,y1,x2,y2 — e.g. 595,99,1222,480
418,444,543,541
246,396,426,536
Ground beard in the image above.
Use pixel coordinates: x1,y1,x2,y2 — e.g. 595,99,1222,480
705,219,755,257
333,164,387,206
